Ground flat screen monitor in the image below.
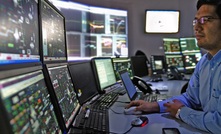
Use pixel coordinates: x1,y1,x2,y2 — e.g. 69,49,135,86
68,61,99,105
0,0,40,69
163,38,181,54
44,63,80,132
40,0,67,63
130,55,149,77
112,57,133,81
0,67,61,133
150,55,166,74
183,53,202,73
180,37,200,53
165,54,184,71
145,10,180,33
91,57,117,93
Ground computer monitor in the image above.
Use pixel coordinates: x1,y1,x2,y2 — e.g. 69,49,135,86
163,38,181,54
180,37,200,53
130,55,149,77
165,54,185,71
183,53,202,73
0,67,61,133
0,0,40,69
91,57,117,93
39,0,67,63
150,55,166,74
112,57,133,81
68,61,99,105
43,63,80,132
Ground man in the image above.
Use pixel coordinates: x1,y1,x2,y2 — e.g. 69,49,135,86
126,0,221,133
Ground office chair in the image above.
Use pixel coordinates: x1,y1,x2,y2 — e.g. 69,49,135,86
180,81,188,94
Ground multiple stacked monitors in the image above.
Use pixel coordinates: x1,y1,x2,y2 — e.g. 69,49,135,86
163,38,181,54
112,57,133,81
68,61,99,105
40,0,67,63
0,0,40,68
150,55,166,74
50,0,128,58
0,68,61,133
180,38,202,73
44,64,80,131
91,57,117,93
163,37,202,73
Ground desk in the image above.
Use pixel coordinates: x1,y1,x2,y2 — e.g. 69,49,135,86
109,94,208,134
108,78,208,134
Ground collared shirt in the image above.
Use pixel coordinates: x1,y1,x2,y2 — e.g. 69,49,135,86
158,50,221,133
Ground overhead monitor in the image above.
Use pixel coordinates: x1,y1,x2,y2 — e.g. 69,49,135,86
163,38,181,54
44,63,80,132
0,67,61,133
40,0,67,63
150,55,166,74
145,10,180,33
91,57,117,93
130,55,149,77
68,61,99,105
0,0,40,69
112,57,133,81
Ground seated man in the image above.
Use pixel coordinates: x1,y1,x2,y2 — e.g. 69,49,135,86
126,0,221,133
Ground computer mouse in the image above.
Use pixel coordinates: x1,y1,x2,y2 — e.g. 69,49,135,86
124,106,142,115
131,116,149,127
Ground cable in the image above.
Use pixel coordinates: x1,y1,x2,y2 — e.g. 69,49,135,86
109,126,134,134
109,107,124,114
115,101,130,103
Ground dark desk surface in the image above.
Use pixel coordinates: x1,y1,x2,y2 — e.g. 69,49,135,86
108,79,208,134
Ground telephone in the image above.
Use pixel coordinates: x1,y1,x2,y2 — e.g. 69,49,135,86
167,66,183,80
132,76,153,94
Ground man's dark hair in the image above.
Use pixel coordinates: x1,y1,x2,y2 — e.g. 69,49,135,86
197,0,221,18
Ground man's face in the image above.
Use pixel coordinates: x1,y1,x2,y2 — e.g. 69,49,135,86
194,4,221,55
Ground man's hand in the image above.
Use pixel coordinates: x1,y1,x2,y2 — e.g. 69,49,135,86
126,100,160,113
163,99,184,117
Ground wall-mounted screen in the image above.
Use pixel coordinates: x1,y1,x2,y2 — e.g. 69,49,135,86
145,10,180,33
49,0,128,58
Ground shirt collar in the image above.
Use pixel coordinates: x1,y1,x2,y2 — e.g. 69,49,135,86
206,50,221,63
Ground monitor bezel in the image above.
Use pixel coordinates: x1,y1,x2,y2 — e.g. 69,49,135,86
68,60,99,105
91,57,117,94
39,0,68,64
42,62,80,133
150,55,167,75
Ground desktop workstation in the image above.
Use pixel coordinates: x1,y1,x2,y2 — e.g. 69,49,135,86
0,0,207,133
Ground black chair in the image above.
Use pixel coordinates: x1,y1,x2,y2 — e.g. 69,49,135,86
181,81,188,94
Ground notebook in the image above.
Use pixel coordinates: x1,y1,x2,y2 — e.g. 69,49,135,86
119,70,168,102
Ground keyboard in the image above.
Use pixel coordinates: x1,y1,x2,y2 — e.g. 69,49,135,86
142,94,168,102
73,109,108,133
72,92,118,133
